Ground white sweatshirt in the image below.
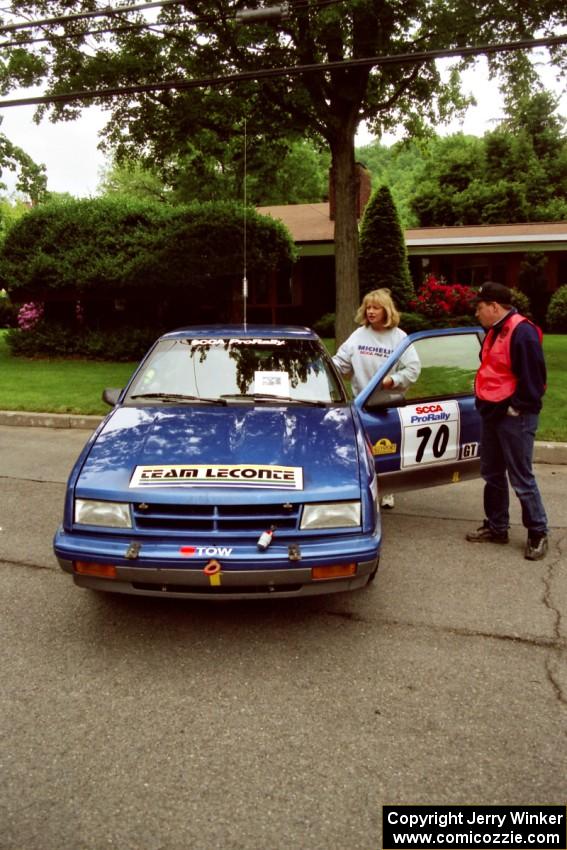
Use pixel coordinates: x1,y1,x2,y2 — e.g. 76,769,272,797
332,325,421,396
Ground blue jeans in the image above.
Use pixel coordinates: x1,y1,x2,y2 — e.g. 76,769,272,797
480,412,548,536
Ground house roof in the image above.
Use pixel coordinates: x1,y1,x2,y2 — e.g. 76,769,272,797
257,203,567,256
259,203,334,243
405,220,567,248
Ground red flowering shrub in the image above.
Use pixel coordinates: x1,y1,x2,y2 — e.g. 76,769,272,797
409,274,476,319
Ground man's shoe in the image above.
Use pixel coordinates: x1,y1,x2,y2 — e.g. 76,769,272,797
380,493,395,509
525,534,548,561
466,521,509,544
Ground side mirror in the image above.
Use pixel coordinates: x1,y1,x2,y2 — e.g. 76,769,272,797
364,388,406,411
102,388,122,407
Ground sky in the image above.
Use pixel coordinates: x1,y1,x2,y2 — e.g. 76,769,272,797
0,54,565,198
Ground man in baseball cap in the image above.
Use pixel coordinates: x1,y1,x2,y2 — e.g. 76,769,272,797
466,281,549,560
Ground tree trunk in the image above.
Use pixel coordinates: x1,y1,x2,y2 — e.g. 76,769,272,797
331,128,360,346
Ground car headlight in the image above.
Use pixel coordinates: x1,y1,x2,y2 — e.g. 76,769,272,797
74,499,132,528
300,501,361,530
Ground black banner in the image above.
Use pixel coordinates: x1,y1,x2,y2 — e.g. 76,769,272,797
383,806,566,849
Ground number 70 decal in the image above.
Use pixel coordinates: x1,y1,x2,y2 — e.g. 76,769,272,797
398,401,460,468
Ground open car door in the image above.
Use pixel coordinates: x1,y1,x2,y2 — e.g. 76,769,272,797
353,327,483,494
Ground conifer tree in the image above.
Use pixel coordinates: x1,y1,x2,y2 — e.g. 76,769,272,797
359,185,414,309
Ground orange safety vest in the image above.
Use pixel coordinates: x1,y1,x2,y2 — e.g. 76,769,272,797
475,313,542,402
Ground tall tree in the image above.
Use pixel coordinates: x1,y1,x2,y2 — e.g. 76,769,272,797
0,131,47,203
98,139,330,205
0,196,29,242
359,184,414,307
356,139,425,229
485,90,567,221
410,92,567,225
97,160,171,203
2,1,566,340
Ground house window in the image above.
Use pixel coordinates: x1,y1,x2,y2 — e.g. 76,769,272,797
251,276,270,305
491,264,506,284
276,275,293,305
556,257,567,288
455,265,490,287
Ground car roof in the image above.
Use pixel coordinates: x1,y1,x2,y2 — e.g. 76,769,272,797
161,324,320,341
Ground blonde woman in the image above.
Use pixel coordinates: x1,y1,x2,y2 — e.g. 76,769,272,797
333,288,421,508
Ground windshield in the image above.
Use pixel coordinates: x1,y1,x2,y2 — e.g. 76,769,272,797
125,336,346,405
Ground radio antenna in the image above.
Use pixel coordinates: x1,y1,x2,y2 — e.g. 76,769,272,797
242,118,248,330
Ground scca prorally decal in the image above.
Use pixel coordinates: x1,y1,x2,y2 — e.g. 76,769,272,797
189,338,285,347
398,402,459,428
408,403,451,424
398,400,460,469
228,338,285,346
130,464,304,490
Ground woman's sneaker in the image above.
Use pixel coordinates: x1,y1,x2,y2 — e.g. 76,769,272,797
380,493,395,509
524,534,548,561
466,521,509,544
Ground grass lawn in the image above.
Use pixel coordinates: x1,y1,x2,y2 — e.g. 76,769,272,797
0,331,138,416
1,330,566,440
538,334,567,442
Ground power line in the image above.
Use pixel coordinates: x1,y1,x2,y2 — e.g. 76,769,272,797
0,0,188,35
0,0,338,49
0,33,565,109
0,0,339,38
0,20,169,49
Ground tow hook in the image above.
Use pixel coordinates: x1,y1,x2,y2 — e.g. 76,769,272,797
125,542,141,560
204,559,222,586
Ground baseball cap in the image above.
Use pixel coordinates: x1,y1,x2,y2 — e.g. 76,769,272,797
473,282,513,305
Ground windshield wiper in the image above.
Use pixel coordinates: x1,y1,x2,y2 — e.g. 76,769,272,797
221,393,328,406
130,393,226,405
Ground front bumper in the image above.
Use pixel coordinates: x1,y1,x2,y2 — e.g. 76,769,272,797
54,526,380,599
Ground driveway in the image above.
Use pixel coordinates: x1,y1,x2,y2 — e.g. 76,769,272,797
1,425,566,850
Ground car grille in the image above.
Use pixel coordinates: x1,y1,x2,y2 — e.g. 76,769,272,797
132,501,301,536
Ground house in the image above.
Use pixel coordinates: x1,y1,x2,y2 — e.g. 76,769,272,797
255,199,567,326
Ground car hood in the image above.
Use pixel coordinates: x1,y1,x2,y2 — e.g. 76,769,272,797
75,404,361,503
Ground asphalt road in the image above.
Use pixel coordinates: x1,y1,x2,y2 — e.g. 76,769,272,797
1,425,566,850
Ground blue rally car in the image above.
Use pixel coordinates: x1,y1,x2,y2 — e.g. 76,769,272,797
54,324,483,599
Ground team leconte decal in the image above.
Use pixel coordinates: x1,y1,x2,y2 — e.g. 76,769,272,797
372,437,397,456
398,401,461,468
130,464,304,489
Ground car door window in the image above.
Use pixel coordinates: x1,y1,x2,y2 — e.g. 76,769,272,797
391,333,481,402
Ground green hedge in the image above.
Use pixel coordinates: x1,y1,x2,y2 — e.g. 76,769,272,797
0,197,297,358
0,197,296,299
312,312,336,337
6,323,157,361
546,286,567,333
